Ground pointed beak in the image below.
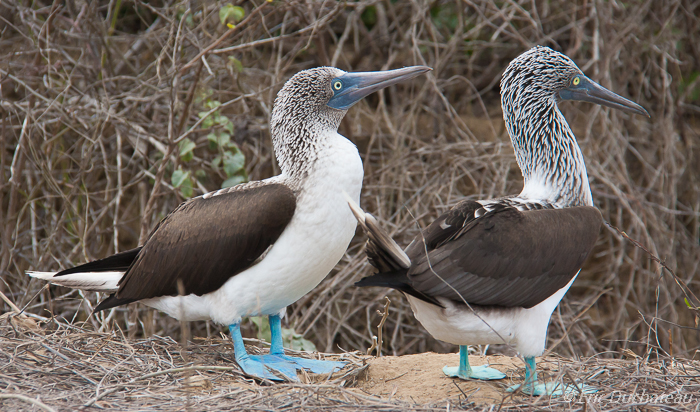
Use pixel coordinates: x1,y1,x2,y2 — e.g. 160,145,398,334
559,76,649,117
327,66,432,110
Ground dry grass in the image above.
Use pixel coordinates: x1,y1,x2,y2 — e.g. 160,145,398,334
1,0,700,409
1,317,698,411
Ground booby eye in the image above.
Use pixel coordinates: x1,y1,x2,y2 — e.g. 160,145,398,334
333,80,343,91
572,76,581,86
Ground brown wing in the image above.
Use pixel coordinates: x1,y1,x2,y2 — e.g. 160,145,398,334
114,183,296,303
405,203,602,308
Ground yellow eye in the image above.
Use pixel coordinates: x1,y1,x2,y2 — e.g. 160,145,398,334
333,81,342,90
573,76,581,86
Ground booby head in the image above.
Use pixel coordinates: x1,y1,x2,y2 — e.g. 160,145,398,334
270,66,430,176
501,45,649,118
500,46,649,207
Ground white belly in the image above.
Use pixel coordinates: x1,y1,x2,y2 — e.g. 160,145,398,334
407,274,577,357
144,134,364,326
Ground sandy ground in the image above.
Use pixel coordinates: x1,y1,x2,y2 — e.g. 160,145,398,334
355,353,527,405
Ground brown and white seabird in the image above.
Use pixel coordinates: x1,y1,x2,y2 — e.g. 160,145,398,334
29,65,430,382
348,46,649,395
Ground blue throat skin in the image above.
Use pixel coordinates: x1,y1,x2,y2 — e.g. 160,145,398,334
442,345,505,381
229,314,345,381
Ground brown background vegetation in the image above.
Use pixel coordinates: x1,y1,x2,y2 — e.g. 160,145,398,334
1,0,699,369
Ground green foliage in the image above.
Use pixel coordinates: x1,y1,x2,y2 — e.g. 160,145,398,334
198,97,249,189
228,56,244,73
169,93,248,199
171,168,193,198
249,317,318,352
361,6,377,29
176,8,195,28
219,4,245,28
178,138,196,162
430,3,459,32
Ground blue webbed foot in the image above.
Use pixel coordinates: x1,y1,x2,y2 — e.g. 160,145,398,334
443,345,506,381
507,381,598,396
506,356,597,396
443,364,506,380
275,353,346,375
229,315,346,382
235,354,297,381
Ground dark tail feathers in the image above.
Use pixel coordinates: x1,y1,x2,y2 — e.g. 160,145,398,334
346,196,443,307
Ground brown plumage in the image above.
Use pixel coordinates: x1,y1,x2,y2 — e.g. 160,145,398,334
92,183,295,311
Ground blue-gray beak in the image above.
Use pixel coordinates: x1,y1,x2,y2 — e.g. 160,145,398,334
559,76,649,117
327,66,432,110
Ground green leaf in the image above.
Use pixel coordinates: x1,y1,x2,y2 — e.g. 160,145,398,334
180,178,193,198
207,131,231,149
200,113,215,129
194,169,206,179
250,316,271,342
281,328,317,352
222,174,246,188
219,5,245,26
207,132,219,149
228,56,244,73
219,132,231,147
178,138,196,162
171,169,190,188
685,297,693,308
211,155,222,169
223,150,245,177
204,100,221,110
221,118,235,135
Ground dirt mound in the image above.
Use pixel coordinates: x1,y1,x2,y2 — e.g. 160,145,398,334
356,353,519,404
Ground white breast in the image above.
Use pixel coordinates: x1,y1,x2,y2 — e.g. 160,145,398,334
144,131,364,325
406,274,577,357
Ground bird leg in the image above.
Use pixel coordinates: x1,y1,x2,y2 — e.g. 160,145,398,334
443,345,506,380
266,314,347,375
506,356,597,396
229,322,294,381
229,315,346,382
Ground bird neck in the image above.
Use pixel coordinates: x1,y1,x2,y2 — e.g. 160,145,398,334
270,111,343,187
503,100,593,207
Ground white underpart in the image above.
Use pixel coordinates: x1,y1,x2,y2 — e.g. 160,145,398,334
406,273,578,357
142,130,364,325
28,271,122,292
518,170,558,203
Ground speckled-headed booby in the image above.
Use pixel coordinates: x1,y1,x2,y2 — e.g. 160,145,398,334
348,46,648,395
29,65,430,382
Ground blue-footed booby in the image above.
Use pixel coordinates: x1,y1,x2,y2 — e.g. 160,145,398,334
348,46,648,396
29,65,430,382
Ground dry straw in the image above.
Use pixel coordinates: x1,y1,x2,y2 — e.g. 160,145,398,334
1,0,699,410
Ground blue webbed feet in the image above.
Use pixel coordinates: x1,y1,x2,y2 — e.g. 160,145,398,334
229,315,346,382
506,356,597,397
443,346,506,381
234,353,296,381
271,353,346,375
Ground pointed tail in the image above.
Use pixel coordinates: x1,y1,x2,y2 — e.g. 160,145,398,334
28,270,123,292
27,247,141,293
347,196,443,307
346,196,411,273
